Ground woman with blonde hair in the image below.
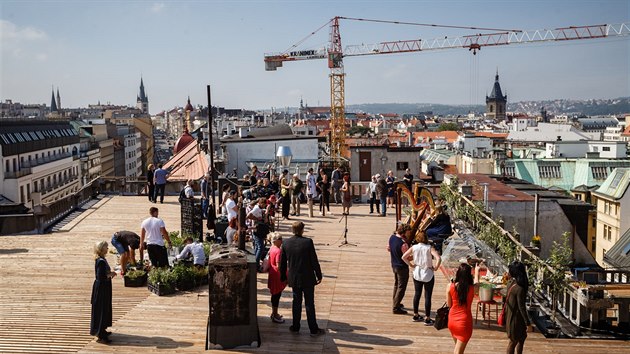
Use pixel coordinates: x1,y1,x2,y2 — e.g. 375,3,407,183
90,241,116,343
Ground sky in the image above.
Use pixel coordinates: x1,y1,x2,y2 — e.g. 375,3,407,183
1,0,629,114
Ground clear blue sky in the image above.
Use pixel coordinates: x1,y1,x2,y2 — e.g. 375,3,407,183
1,0,628,114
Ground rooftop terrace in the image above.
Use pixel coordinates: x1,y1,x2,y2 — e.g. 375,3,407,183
0,196,628,353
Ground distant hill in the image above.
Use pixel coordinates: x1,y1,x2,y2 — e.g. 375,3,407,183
507,97,630,116
342,97,629,116
346,103,483,116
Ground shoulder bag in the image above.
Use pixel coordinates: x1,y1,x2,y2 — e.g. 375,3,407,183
434,302,450,330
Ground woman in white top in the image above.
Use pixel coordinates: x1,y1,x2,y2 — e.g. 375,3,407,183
402,231,441,325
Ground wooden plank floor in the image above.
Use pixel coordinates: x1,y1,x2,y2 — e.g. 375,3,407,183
1,196,628,353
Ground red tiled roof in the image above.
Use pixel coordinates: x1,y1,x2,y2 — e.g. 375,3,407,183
381,113,398,118
412,131,459,144
454,174,534,202
164,141,209,182
474,132,509,139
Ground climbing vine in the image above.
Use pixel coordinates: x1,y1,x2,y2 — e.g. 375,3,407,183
439,182,519,264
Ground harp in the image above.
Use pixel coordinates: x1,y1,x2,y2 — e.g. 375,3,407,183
396,182,436,243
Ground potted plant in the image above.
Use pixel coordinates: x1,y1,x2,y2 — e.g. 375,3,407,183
147,267,176,296
124,269,147,287
193,266,209,286
478,282,496,302
172,264,197,291
530,234,541,248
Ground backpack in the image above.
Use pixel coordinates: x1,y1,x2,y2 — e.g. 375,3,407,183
178,188,186,204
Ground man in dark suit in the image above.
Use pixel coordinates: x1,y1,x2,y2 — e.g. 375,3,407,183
280,221,325,337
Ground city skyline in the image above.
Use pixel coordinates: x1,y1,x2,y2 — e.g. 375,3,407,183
1,0,628,114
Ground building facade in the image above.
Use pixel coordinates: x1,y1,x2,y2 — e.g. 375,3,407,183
592,168,630,266
0,121,81,207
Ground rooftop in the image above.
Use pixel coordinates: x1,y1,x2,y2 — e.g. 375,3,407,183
593,168,630,200
0,196,628,353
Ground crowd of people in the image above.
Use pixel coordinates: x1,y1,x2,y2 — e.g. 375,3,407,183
388,221,533,354
92,163,533,352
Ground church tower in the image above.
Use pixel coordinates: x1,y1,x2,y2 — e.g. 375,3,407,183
56,88,61,110
485,70,507,121
136,77,149,114
50,87,58,112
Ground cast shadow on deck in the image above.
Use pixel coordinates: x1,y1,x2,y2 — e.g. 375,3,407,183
105,333,194,349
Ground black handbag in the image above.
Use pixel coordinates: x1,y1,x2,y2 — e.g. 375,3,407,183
434,303,450,330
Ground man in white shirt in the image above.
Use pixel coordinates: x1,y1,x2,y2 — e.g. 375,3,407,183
176,237,206,266
306,167,318,218
247,197,268,270
184,179,195,198
225,190,238,222
140,207,172,268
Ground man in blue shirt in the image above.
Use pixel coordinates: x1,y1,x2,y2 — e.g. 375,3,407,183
153,163,169,204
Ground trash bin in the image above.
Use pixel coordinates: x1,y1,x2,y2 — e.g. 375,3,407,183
206,247,259,349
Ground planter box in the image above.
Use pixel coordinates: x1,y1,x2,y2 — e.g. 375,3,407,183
176,279,196,291
197,276,209,286
148,282,176,296
124,273,147,287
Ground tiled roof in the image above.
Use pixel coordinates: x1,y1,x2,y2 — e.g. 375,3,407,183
455,174,534,202
163,141,209,182
474,132,508,139
622,125,630,137
593,168,630,200
412,131,459,144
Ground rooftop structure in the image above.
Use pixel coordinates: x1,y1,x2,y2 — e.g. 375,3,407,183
1,196,629,352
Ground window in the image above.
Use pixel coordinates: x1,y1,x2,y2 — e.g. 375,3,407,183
591,166,609,180
610,172,624,188
396,162,409,171
538,163,562,179
602,146,611,152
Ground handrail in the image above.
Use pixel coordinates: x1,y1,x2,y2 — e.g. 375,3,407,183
442,182,555,273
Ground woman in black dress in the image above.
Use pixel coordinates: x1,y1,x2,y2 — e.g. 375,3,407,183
505,261,532,354
90,241,116,343
318,169,331,216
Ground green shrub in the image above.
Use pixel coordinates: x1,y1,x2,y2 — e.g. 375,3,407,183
148,267,176,291
125,269,146,280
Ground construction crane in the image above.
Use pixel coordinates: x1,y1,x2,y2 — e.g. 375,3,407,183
264,17,630,160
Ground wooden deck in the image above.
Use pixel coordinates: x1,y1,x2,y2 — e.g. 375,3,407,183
0,196,628,353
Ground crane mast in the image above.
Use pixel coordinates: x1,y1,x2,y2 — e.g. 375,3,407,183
328,17,346,159
264,19,630,160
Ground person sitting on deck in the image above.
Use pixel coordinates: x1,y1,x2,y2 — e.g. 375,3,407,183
175,237,206,267
425,205,452,241
110,231,140,276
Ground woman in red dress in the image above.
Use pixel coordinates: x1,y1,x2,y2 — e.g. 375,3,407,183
268,233,287,323
446,263,481,354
